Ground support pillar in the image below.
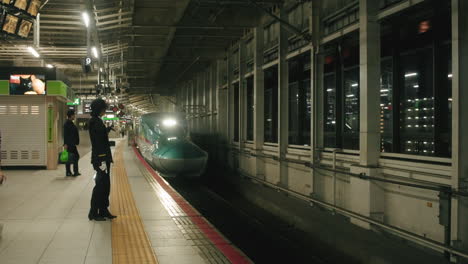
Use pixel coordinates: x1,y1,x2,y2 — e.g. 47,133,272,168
310,0,321,194
254,26,265,181
210,65,216,134
349,0,384,230
451,0,468,258
278,8,289,187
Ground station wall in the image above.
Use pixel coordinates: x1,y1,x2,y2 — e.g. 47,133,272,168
175,0,468,258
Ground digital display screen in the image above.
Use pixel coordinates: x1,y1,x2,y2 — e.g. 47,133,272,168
2,14,19,34
13,0,28,10
17,19,32,38
26,0,40,16
10,74,46,95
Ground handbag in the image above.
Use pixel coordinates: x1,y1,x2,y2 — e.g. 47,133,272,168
59,149,69,164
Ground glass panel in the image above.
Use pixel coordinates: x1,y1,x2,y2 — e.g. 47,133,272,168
380,58,393,152
437,44,452,157
289,81,299,144
343,67,359,149
289,54,311,146
233,82,240,142
246,76,254,141
400,48,434,156
323,50,338,148
264,66,278,143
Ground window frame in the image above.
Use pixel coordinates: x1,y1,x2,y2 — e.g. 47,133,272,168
322,33,360,151
264,65,279,143
379,1,452,158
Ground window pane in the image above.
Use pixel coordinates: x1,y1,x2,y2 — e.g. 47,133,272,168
323,50,338,148
233,82,240,142
380,58,393,152
400,49,434,156
436,44,452,157
263,27,269,45
289,81,299,144
289,54,311,146
246,76,254,141
343,67,359,149
264,66,278,143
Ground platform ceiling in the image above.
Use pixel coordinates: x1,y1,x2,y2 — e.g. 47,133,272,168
0,0,281,111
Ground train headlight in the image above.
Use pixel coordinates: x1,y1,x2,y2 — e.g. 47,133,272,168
162,119,177,127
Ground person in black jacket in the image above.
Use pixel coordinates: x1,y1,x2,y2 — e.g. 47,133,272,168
88,98,116,221
63,109,80,176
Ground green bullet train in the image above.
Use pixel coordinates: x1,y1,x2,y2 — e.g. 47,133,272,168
135,112,208,177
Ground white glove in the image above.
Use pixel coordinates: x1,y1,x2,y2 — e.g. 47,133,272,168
99,163,107,171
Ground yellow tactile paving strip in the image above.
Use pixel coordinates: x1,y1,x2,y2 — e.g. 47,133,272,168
110,142,159,264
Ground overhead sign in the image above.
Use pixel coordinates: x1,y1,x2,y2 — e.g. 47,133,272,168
103,117,119,121
82,57,92,73
85,57,92,65
67,98,81,106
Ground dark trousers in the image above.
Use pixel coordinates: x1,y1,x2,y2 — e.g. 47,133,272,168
65,146,79,174
90,161,111,214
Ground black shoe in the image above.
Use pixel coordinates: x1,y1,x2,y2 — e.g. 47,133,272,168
73,172,81,176
88,213,106,221
89,215,106,221
66,172,72,177
99,210,117,219
100,213,117,220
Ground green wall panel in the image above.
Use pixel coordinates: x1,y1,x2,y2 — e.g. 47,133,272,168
47,81,68,97
0,80,9,95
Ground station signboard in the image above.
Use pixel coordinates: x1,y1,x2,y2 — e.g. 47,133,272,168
67,98,81,106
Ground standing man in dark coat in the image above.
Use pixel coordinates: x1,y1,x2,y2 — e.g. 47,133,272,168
88,98,116,221
63,109,80,176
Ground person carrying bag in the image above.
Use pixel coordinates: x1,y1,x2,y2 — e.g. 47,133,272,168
63,109,81,176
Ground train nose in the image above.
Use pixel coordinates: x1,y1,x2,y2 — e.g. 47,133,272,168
152,140,208,177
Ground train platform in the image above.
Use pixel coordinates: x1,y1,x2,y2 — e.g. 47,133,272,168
0,139,250,264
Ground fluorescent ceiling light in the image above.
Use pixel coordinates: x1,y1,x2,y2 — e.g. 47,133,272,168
106,114,115,118
404,72,418,78
46,64,54,68
28,46,40,58
448,74,453,78
351,83,358,87
99,67,103,72
92,46,99,58
82,12,90,28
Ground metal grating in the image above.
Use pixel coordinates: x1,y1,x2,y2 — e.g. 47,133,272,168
20,150,29,159
10,150,18,160
8,105,18,115
20,105,29,115
31,150,40,159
